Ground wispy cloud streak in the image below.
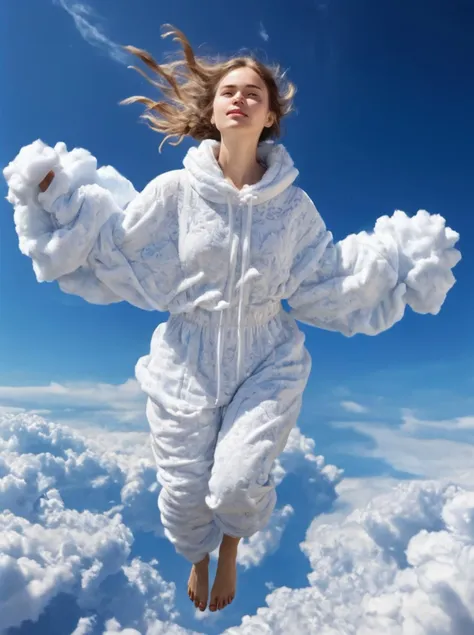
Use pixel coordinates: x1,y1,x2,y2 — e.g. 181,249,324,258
54,0,129,64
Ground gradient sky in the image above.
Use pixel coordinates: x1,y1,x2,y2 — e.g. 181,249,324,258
0,1,473,633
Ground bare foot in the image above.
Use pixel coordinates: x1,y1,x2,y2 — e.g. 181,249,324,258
209,535,240,612
187,554,209,611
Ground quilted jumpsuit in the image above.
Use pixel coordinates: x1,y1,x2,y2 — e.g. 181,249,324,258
4,138,461,563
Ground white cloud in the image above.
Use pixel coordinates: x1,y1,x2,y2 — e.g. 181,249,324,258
401,410,474,434
71,616,96,635
0,378,143,408
0,411,161,534
0,412,195,633
309,475,403,532
0,490,134,630
276,425,343,485
259,22,269,42
102,618,202,634
341,400,368,414
237,505,294,569
7,396,474,634
304,405,474,534
0,410,342,631
0,378,147,429
53,0,129,64
221,403,474,634
0,405,26,415
332,415,474,487
224,480,474,635
0,405,51,416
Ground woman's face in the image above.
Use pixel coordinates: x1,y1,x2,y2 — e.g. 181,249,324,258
212,66,274,142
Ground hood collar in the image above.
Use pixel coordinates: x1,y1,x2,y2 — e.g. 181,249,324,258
182,139,299,204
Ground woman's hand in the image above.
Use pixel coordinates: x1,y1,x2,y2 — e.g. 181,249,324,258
39,170,55,192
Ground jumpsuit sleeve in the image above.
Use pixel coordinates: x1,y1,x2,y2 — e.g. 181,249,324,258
286,192,461,336
3,140,181,311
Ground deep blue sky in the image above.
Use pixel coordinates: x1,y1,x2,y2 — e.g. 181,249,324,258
1,0,472,428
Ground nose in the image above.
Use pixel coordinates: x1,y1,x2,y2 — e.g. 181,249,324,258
232,92,244,105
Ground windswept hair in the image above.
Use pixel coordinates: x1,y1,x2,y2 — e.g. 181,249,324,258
121,25,296,151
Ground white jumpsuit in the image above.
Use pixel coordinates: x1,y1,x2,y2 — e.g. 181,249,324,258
4,139,461,564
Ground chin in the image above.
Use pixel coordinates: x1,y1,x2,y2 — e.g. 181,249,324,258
221,122,256,136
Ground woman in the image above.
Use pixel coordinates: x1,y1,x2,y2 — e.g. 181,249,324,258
3,26,461,614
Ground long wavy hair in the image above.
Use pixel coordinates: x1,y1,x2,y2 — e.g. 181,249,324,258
121,25,296,151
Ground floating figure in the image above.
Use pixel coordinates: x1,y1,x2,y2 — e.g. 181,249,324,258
3,25,461,614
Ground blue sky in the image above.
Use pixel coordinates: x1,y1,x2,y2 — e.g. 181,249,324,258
1,1,474,634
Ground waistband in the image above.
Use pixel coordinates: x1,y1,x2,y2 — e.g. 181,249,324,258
174,300,281,327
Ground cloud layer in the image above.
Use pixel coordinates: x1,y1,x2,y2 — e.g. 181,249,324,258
0,379,147,430
4,405,474,634
224,480,474,635
0,411,340,633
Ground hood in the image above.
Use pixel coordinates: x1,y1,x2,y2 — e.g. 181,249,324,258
182,139,299,204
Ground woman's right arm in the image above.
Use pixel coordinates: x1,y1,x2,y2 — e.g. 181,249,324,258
4,140,182,311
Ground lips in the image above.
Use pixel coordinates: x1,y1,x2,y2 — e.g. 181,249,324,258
227,109,247,117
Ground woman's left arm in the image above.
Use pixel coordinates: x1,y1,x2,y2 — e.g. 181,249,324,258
285,192,461,336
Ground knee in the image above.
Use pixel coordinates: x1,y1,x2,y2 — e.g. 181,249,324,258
206,470,246,514
206,467,275,518
207,471,277,538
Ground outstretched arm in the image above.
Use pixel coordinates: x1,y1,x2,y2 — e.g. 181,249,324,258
286,193,461,336
4,140,181,311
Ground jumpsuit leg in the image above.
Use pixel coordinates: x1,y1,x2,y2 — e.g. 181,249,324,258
206,331,311,538
146,398,223,564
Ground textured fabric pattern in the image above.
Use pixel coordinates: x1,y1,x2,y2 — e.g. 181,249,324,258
146,310,309,562
3,139,460,329
3,137,461,562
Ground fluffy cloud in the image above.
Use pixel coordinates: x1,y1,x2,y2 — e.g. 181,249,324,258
101,616,203,634
224,480,474,635
341,400,368,414
0,412,160,534
0,411,180,633
71,616,97,635
0,491,183,633
0,410,341,632
101,617,203,634
275,425,343,486
236,505,294,569
4,405,474,635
